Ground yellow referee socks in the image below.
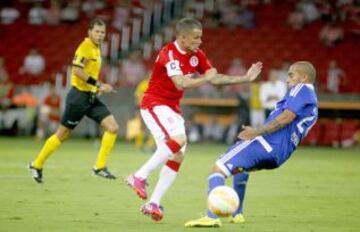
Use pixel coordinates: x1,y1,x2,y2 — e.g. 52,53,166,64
33,134,61,169
95,131,117,169
135,130,144,149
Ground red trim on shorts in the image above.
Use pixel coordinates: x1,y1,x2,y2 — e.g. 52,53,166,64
166,160,181,172
148,108,170,139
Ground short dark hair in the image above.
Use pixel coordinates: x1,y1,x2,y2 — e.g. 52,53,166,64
89,18,106,30
293,61,317,83
175,18,202,35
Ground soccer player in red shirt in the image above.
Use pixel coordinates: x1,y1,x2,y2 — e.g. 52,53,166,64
126,18,262,222
36,85,62,140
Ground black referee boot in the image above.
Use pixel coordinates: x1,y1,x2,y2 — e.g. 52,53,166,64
28,163,43,183
92,167,116,179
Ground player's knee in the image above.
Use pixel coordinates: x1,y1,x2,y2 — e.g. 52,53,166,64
106,122,119,134
166,135,186,154
171,152,184,163
101,115,119,133
55,128,70,141
170,135,187,147
211,165,228,177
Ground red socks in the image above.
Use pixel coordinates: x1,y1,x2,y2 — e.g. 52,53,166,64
166,160,181,172
165,139,182,154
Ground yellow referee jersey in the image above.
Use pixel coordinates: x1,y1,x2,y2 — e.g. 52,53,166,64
71,38,101,92
250,82,262,109
134,79,149,105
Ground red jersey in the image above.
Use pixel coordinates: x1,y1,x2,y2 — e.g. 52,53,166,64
141,41,212,113
44,95,61,122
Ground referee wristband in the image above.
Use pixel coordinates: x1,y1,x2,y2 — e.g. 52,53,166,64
86,76,97,86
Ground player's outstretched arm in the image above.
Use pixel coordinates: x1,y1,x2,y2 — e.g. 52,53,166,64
238,109,296,140
171,68,217,89
210,62,263,85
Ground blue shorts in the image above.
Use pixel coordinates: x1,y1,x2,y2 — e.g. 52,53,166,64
216,136,279,176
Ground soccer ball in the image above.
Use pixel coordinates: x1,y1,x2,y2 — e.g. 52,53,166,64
207,186,240,217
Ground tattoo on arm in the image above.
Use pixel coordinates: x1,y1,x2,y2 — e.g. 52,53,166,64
256,110,296,135
258,119,284,135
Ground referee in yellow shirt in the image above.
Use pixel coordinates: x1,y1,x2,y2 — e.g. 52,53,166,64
28,18,119,183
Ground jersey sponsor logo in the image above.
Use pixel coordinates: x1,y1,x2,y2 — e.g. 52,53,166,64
189,56,199,67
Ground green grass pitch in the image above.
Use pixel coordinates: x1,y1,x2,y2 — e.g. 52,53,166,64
0,137,359,232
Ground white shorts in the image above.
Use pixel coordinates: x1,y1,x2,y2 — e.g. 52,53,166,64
141,105,187,153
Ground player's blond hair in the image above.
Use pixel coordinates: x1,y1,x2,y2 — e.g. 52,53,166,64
175,18,202,35
293,61,316,83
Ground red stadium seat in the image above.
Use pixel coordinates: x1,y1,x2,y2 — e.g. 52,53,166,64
319,120,341,147
340,120,359,148
301,122,322,146
1,2,359,90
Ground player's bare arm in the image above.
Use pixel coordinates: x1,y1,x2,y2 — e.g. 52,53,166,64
210,62,263,85
238,109,297,140
72,58,91,82
171,68,217,89
98,83,115,93
73,63,114,94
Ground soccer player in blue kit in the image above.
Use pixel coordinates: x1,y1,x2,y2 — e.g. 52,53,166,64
185,61,318,228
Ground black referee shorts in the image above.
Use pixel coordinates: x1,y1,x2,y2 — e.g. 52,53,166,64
61,87,111,129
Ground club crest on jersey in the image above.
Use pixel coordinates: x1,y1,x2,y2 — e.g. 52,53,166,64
189,56,199,67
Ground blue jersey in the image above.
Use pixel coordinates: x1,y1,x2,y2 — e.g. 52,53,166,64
216,83,318,176
263,83,318,164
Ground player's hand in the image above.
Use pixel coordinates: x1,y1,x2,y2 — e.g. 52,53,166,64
204,68,217,81
238,125,259,140
98,83,116,94
244,62,263,82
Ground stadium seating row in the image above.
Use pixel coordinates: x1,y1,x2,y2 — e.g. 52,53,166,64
302,119,359,147
1,2,359,93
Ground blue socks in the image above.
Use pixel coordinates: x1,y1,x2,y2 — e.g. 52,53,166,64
207,173,225,218
232,172,249,216
206,172,249,218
